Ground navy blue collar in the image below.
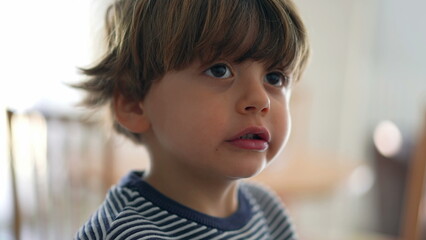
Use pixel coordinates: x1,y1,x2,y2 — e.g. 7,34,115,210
119,171,254,231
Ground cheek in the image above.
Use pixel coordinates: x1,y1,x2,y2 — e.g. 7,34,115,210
275,109,291,143
175,97,229,145
148,88,228,151
268,101,291,159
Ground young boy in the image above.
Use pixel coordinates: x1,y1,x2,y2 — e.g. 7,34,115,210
75,0,309,239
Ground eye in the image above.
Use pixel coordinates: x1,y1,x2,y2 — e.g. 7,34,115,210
264,72,289,88
204,63,233,79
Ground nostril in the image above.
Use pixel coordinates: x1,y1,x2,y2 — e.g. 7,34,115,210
244,105,269,113
244,106,257,111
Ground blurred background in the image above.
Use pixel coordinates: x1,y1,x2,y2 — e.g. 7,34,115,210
1,0,426,239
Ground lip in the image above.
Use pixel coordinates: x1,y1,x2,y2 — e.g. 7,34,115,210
226,126,271,151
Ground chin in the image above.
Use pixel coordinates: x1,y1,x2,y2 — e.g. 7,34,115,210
225,160,267,180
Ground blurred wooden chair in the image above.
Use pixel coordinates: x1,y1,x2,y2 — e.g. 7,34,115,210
334,110,426,240
6,110,21,240
369,110,426,240
400,110,426,240
5,109,113,239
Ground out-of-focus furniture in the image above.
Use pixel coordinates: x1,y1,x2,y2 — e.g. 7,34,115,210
375,110,426,240
350,110,426,240
5,109,113,239
370,109,426,237
401,110,426,240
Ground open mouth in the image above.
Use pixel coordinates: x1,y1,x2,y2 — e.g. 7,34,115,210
231,127,270,142
226,127,271,151
239,133,263,140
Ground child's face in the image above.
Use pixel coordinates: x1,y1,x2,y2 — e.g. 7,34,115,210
141,58,291,180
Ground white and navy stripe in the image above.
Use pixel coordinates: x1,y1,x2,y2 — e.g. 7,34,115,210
75,171,297,240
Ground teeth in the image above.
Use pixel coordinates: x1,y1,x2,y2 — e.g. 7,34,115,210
240,134,256,140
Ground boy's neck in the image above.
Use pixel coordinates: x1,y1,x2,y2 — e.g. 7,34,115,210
143,167,240,218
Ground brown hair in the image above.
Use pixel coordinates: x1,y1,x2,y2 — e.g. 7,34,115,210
74,0,310,144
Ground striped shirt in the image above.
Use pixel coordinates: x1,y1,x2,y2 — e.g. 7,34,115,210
75,171,297,240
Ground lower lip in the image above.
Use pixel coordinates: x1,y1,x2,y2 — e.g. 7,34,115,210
227,139,269,151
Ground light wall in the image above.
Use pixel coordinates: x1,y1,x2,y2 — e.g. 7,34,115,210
296,0,426,161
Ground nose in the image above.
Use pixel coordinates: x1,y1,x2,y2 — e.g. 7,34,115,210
236,81,270,115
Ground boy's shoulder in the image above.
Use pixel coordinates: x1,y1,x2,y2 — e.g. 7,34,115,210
239,180,290,218
240,181,297,238
240,180,284,206
74,177,141,240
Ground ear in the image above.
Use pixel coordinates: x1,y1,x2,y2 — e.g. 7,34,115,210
113,93,150,133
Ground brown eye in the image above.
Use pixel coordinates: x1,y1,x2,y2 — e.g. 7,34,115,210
264,72,289,88
205,64,232,78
